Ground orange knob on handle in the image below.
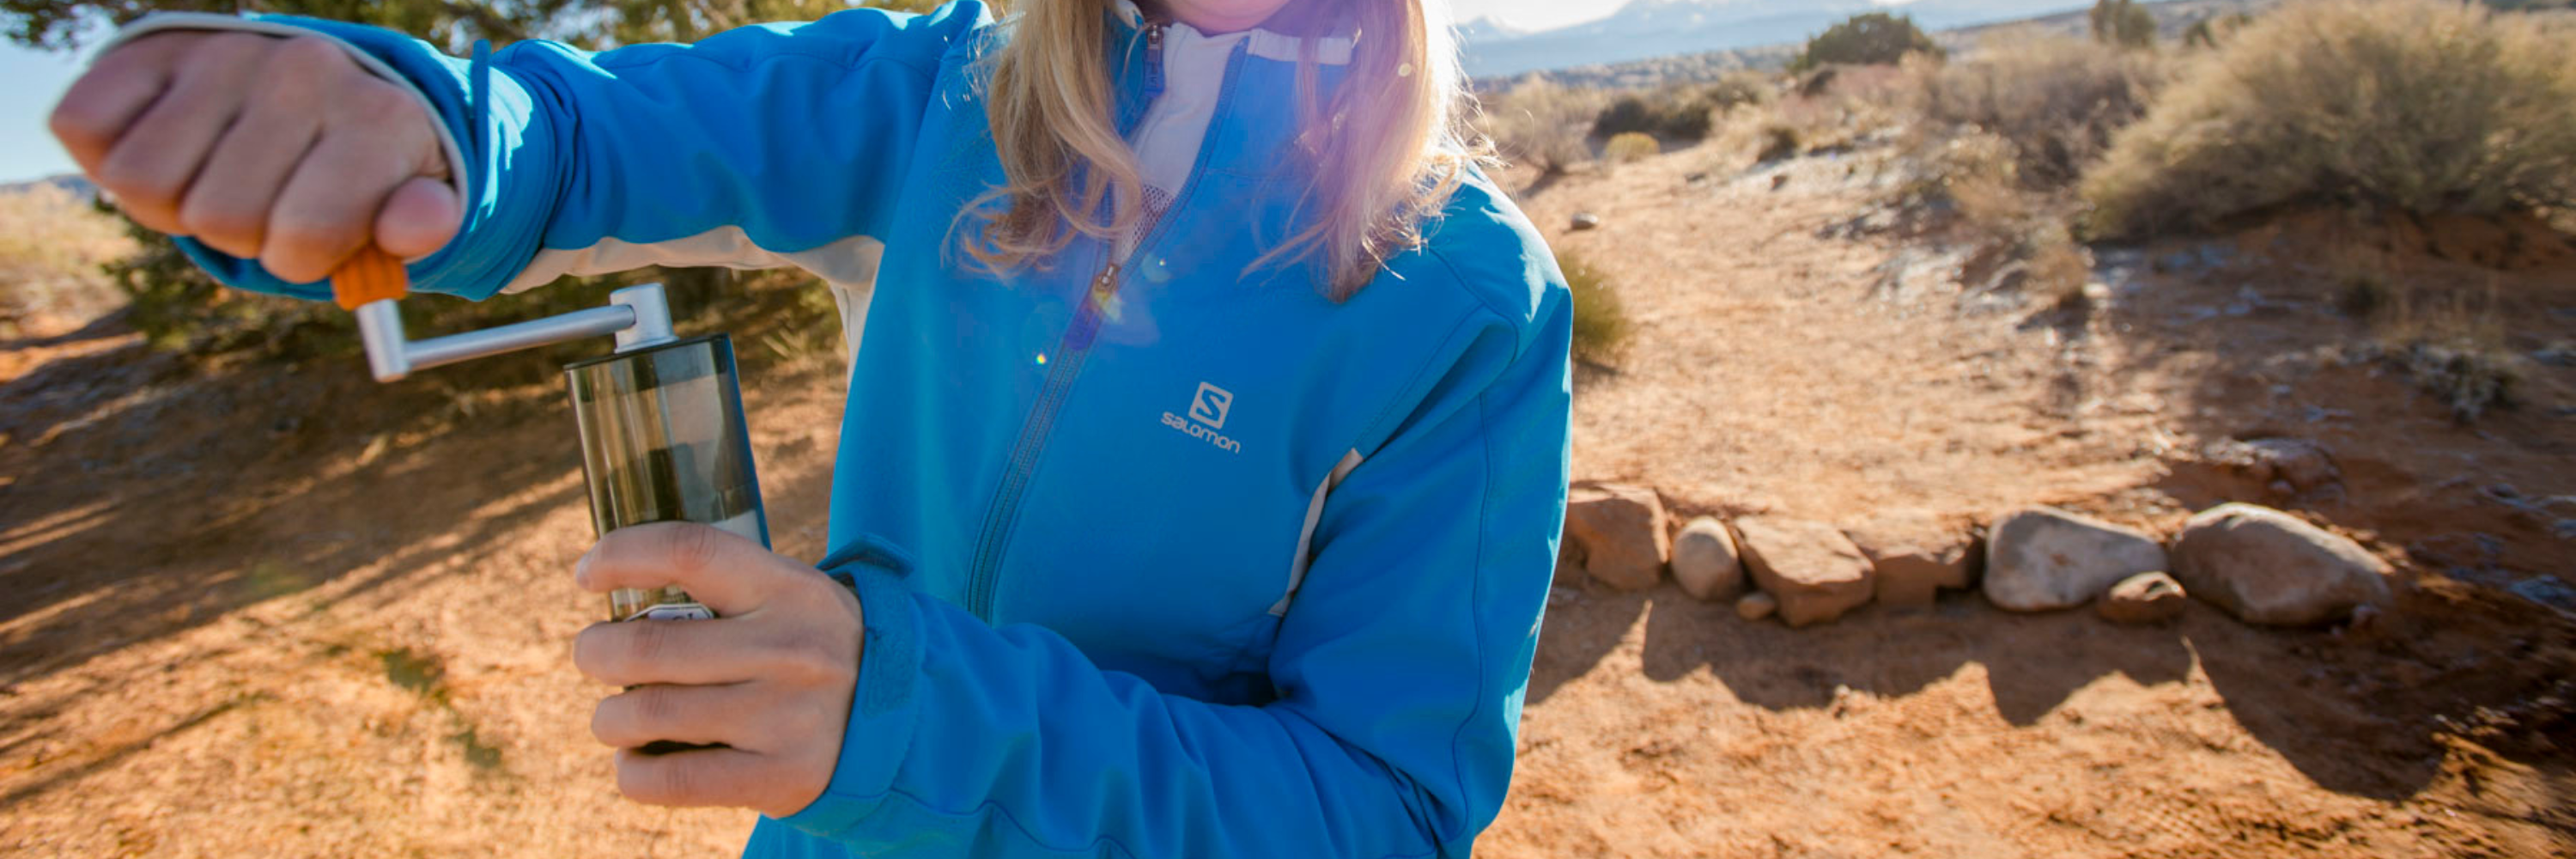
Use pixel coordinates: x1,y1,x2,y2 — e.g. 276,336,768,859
331,247,410,312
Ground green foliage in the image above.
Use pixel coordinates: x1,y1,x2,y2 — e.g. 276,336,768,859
1793,12,1942,72
2089,0,2156,50
2085,0,2576,239
1604,131,1659,163
1558,252,1628,365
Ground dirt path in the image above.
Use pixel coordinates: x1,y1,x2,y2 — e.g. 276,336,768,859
3,139,2572,856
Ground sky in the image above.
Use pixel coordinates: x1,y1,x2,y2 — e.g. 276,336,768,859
0,0,1626,184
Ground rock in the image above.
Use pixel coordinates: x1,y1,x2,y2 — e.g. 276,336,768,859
1733,517,1874,627
1983,507,2168,612
2172,503,2394,626
1736,592,1779,621
1843,510,1979,607
2206,437,2341,493
1671,517,1746,601
1570,212,1602,232
1561,484,1669,591
2097,572,2189,624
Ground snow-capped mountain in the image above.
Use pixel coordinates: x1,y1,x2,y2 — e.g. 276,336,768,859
1460,0,2092,77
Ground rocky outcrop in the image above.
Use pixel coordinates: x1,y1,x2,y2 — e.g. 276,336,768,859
1983,507,2168,612
1734,517,1874,627
1671,516,1746,601
2098,572,2189,624
2172,503,2393,626
1843,510,1979,607
1561,484,1670,591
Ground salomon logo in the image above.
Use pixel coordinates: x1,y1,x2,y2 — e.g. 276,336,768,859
1163,382,1242,454
1188,382,1233,429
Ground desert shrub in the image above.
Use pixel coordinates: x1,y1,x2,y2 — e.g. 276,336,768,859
2090,0,2158,49
2182,13,2257,50
1704,71,1777,114
1921,31,2166,189
1479,78,1604,175
1593,92,1708,141
1558,252,1629,364
1754,124,1802,162
1605,132,1661,163
0,186,133,333
1794,12,1943,72
2085,0,2576,239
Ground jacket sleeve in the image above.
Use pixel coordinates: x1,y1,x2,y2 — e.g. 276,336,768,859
112,3,988,302
786,284,1574,858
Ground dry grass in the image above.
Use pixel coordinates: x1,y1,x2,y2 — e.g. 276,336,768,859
1920,29,2167,190
1559,251,1629,365
1604,132,1660,164
1477,78,1607,176
0,185,135,332
2374,280,2524,423
2086,0,2576,239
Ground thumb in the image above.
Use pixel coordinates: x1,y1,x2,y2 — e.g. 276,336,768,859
374,174,461,259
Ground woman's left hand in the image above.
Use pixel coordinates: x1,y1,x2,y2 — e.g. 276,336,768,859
572,521,864,819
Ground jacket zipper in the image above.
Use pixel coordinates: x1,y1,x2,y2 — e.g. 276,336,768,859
963,20,1176,622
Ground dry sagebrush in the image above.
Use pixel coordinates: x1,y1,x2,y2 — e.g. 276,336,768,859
2084,0,2576,239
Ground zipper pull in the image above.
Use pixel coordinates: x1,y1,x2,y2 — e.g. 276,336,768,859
1143,23,1165,98
1091,263,1123,302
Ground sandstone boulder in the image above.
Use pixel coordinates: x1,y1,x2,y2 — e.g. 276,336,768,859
1983,507,2167,612
2097,572,2189,624
2208,437,2342,493
1733,517,1874,627
1736,592,1779,622
1844,510,1980,607
2172,503,2393,626
1561,484,1669,591
1671,517,1746,601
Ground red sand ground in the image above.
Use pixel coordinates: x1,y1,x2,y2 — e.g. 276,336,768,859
3,142,2571,856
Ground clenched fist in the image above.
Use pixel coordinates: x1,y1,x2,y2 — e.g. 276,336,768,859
50,30,461,283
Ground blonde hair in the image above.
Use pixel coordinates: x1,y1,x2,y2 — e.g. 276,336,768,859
965,0,1481,300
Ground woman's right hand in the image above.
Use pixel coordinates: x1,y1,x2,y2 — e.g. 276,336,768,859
50,31,461,283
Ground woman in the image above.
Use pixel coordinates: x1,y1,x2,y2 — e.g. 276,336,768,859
52,0,1571,856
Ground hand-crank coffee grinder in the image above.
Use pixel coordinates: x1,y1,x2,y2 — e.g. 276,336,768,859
332,248,767,623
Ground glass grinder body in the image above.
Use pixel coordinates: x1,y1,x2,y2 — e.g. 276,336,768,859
331,248,769,623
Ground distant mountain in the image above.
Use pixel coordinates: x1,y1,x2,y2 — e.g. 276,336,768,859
1461,0,2093,78
1,174,98,200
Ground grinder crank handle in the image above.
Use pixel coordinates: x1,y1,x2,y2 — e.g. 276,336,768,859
331,247,410,312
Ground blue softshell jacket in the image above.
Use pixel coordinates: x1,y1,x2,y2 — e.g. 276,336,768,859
143,3,1572,856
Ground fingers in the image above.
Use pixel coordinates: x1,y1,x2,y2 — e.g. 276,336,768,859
589,683,836,753
575,523,813,616
91,33,270,234
375,175,463,258
178,101,319,259
50,35,188,175
573,614,825,687
56,31,455,278
615,746,815,815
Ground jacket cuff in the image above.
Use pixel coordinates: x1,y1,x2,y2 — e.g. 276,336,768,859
778,538,928,838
